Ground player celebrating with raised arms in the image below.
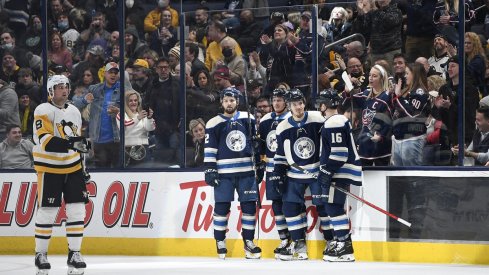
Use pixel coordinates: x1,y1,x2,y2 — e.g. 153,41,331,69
204,87,264,260
317,89,362,262
32,75,90,275
257,88,292,258
273,89,329,261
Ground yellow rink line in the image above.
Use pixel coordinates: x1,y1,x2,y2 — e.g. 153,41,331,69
1,237,488,264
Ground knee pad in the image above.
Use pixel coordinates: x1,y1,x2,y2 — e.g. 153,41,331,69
36,207,58,225
271,200,283,216
66,203,86,222
240,201,256,215
324,203,345,217
214,202,231,216
282,201,303,217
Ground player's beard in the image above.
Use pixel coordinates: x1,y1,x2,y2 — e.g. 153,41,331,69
224,104,237,115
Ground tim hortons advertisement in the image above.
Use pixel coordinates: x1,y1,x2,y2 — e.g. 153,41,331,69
0,172,367,241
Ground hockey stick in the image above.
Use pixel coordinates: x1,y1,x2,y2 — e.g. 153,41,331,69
286,160,412,228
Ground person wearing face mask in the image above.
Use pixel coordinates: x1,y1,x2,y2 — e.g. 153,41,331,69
55,12,80,55
231,9,263,57
0,30,39,70
216,37,246,85
144,0,179,33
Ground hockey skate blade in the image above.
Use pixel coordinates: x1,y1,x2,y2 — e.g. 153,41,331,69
244,251,261,259
67,266,85,275
279,253,308,261
323,254,355,262
218,253,226,260
36,268,50,275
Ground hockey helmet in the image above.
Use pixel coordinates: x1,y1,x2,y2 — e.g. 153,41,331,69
286,88,305,103
47,74,70,98
220,87,241,101
272,88,288,99
316,88,341,109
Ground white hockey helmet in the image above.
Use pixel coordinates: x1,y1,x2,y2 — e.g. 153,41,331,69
47,74,70,98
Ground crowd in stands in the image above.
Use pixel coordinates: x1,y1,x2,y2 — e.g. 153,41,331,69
2,0,489,169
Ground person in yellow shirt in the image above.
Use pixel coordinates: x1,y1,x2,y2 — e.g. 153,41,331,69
205,20,243,72
144,0,179,33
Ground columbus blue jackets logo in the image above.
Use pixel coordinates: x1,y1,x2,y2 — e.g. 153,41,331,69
266,130,278,152
362,109,376,127
293,137,315,159
226,130,246,152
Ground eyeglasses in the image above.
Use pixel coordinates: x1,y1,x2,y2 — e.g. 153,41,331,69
348,64,362,69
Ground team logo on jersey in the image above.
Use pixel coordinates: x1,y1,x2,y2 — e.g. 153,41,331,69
56,119,78,139
293,137,315,159
362,109,376,127
226,130,246,152
266,130,278,152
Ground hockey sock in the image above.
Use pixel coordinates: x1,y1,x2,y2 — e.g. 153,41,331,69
240,201,256,240
301,204,308,236
35,207,58,253
66,203,86,251
316,205,334,240
213,202,231,241
325,203,350,240
271,200,289,239
283,202,306,241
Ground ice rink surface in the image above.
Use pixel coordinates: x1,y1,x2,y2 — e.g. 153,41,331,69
0,256,487,275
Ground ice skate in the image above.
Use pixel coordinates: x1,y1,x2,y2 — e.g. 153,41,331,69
67,250,86,274
324,238,355,262
322,240,337,261
274,239,291,259
35,252,51,275
243,239,261,259
216,240,227,259
279,239,308,261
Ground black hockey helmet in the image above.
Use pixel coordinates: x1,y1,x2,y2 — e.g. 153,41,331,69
286,88,305,103
316,88,341,109
272,88,288,99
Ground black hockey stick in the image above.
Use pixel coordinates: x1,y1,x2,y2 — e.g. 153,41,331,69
286,160,411,228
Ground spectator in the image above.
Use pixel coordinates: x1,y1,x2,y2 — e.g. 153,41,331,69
1,0,29,42
263,11,285,38
73,11,111,63
18,90,37,139
187,118,206,168
354,0,403,64
221,0,244,32
191,6,209,47
144,0,179,33
205,20,243,72
91,0,119,33
232,9,263,56
350,64,393,166
392,53,407,88
185,42,208,78
452,107,489,166
149,9,177,57
128,59,154,101
1,29,41,70
125,25,149,61
0,80,21,141
324,6,352,43
69,45,105,85
217,37,246,84
23,15,42,56
57,11,80,56
255,95,271,115
71,67,99,111
0,124,34,169
259,23,296,95
168,46,180,75
391,63,430,166
48,31,73,71
82,62,122,168
15,68,41,105
187,70,220,122
117,89,155,167
291,11,314,102
343,40,367,65
146,57,180,166
428,33,454,79
0,49,20,88
465,32,488,96
246,79,263,111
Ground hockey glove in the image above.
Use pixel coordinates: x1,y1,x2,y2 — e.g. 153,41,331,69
318,166,333,189
67,136,91,153
255,161,266,185
204,168,220,187
82,170,91,184
269,172,286,195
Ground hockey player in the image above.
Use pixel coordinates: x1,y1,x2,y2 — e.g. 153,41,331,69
273,89,328,261
204,87,264,259
32,75,90,275
257,88,292,258
317,89,362,262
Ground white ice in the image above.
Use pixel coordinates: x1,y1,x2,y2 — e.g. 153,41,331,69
0,256,486,275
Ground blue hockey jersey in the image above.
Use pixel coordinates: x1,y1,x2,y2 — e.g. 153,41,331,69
353,89,393,159
392,88,429,139
320,114,362,186
258,111,291,173
204,111,256,176
274,111,325,182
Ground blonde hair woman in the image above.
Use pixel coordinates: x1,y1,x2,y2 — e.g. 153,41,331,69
116,89,155,166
